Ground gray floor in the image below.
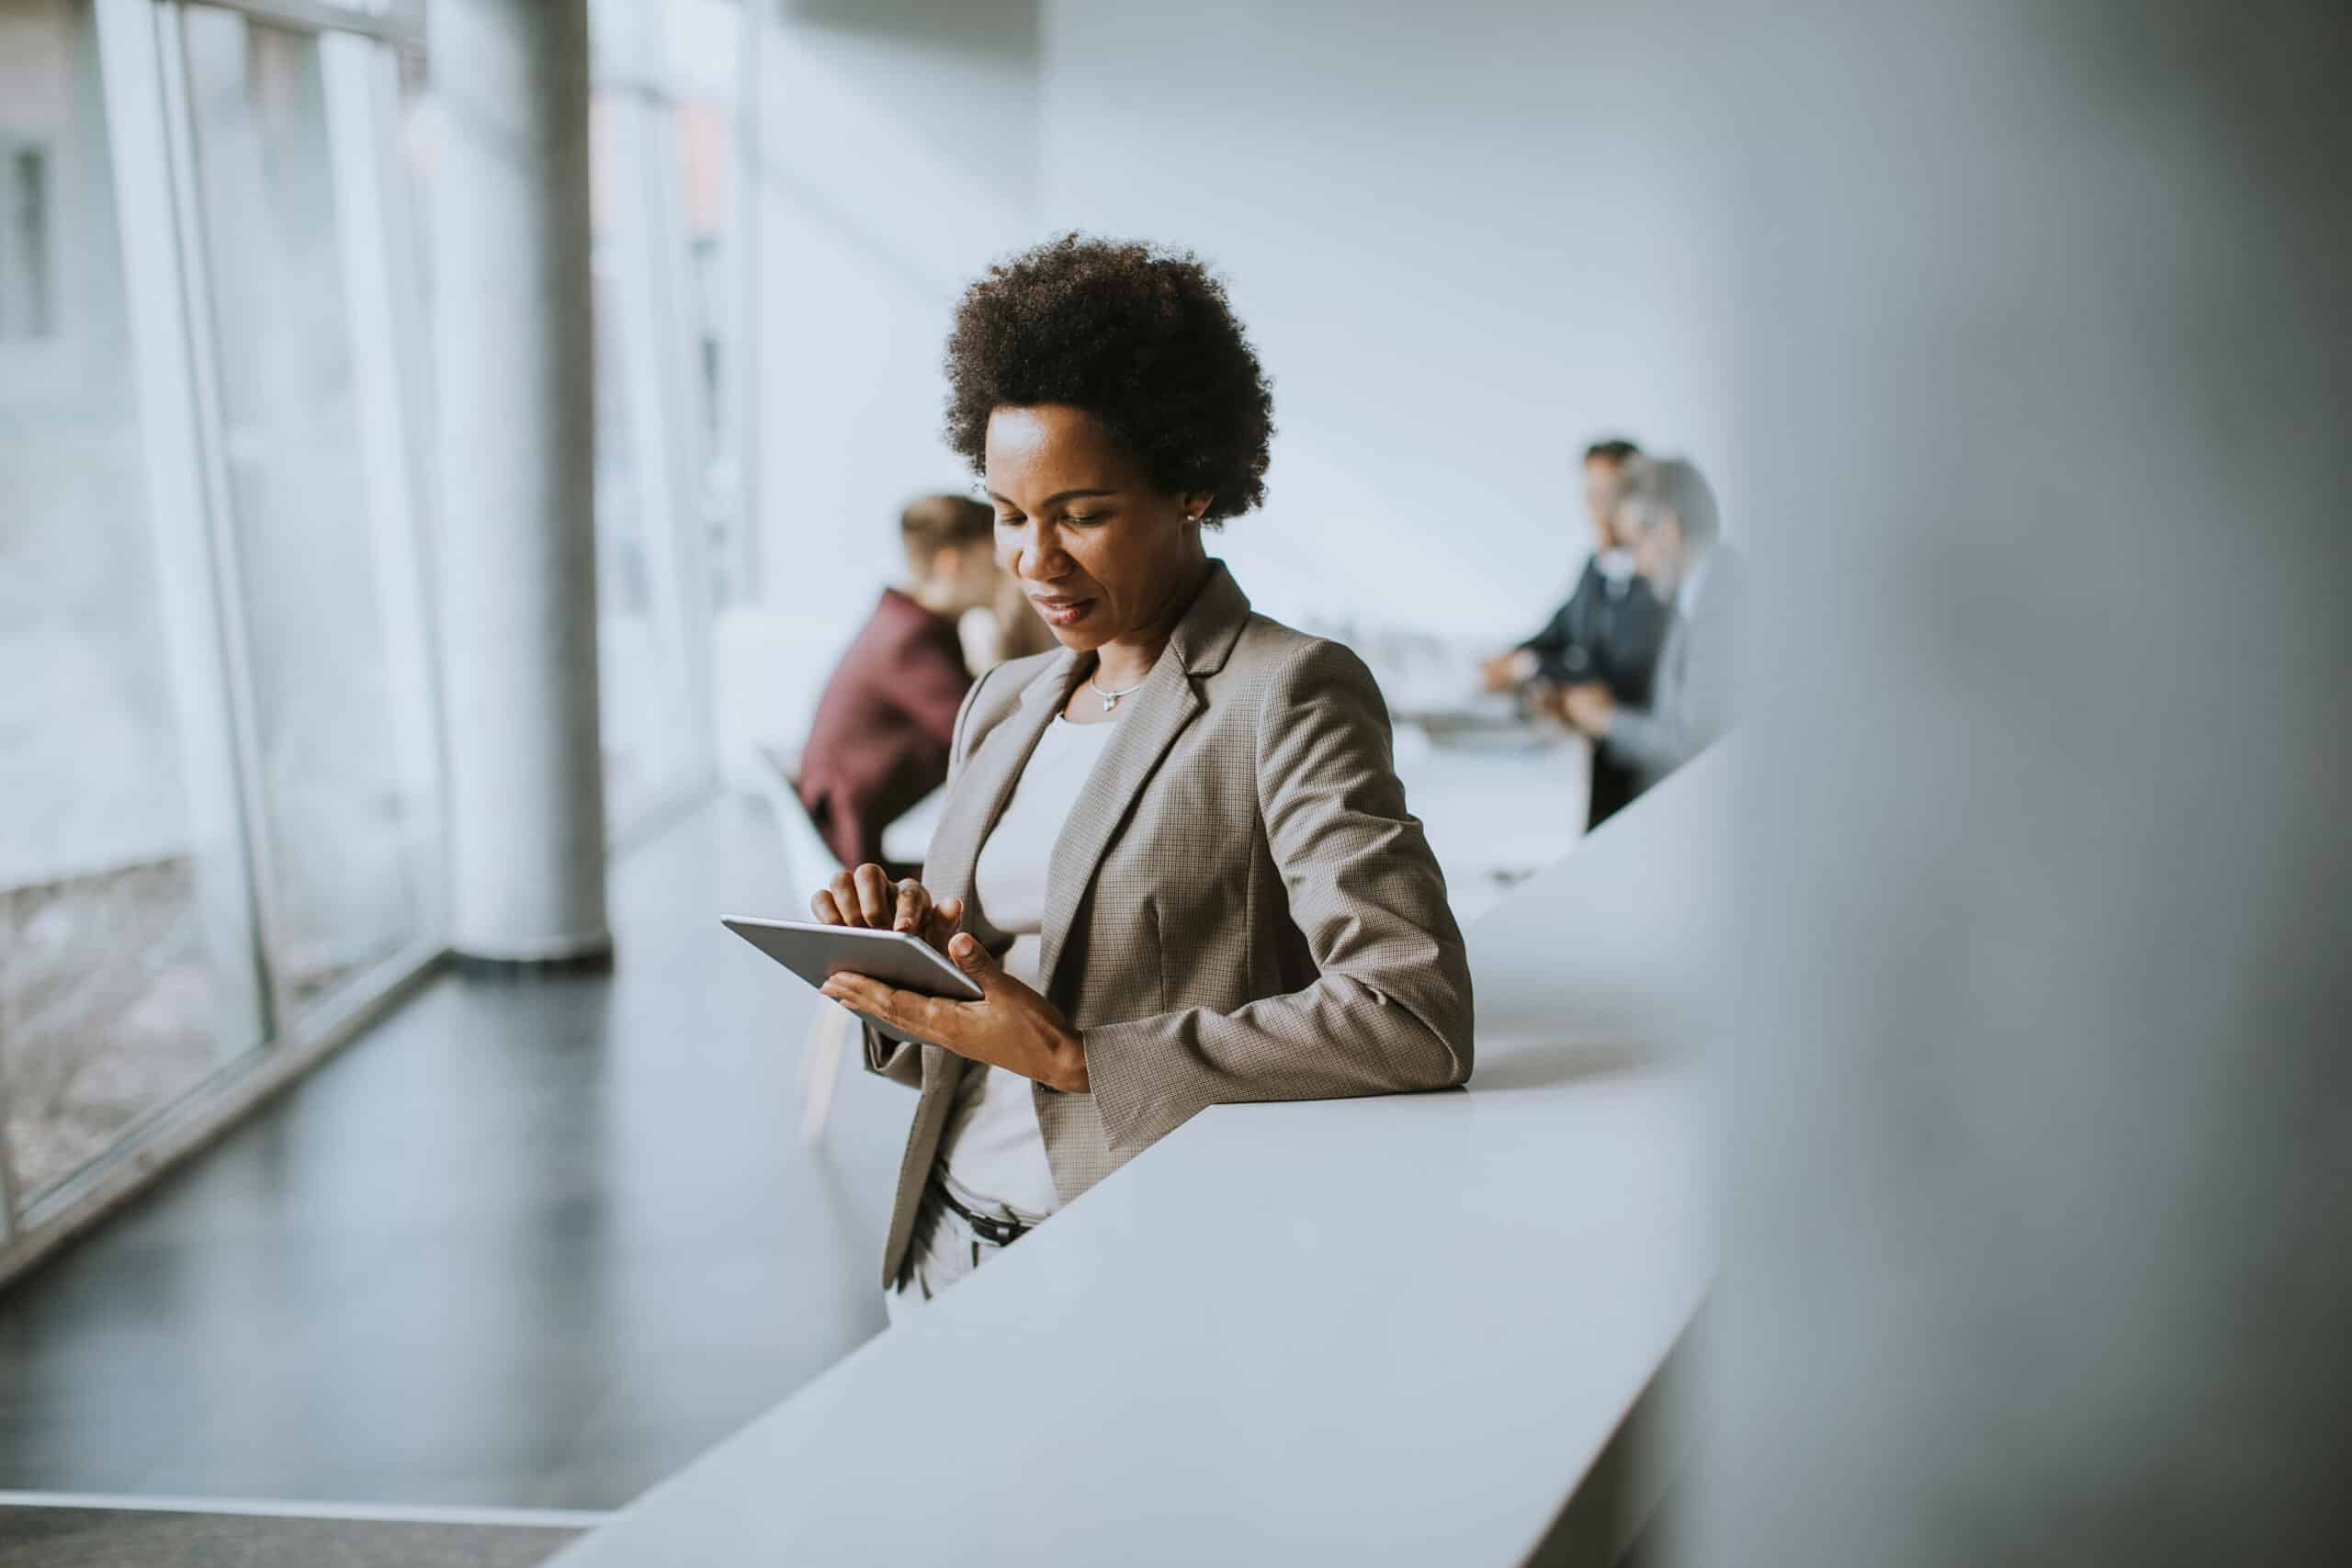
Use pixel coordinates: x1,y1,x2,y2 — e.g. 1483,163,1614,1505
0,1506,580,1568
0,795,911,1511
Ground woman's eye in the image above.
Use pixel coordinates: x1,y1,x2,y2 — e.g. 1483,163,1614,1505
1065,513,1103,525
994,516,1022,528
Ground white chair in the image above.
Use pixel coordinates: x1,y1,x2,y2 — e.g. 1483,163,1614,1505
712,607,861,795
755,744,855,1144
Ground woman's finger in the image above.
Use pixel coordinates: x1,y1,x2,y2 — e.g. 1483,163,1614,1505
922,894,965,952
820,972,882,1013
827,871,862,926
853,863,892,927
823,974,910,1030
810,887,843,925
822,974,957,1048
893,878,931,933
946,931,1003,995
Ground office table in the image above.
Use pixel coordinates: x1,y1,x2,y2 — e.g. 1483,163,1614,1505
555,747,1728,1566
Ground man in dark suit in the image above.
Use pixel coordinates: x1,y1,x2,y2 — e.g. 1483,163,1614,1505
1481,437,1668,828
1558,456,1740,790
797,495,1001,875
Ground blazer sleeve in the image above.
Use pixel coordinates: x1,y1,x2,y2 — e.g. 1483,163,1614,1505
1518,581,1593,683
1080,639,1476,1156
1605,577,1736,779
1518,594,1577,663
860,664,997,1089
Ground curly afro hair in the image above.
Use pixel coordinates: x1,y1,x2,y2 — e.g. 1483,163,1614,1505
944,234,1274,526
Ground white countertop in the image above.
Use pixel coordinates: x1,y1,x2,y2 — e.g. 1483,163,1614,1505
555,747,1730,1566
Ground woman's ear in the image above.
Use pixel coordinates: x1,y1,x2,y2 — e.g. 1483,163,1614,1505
1182,492,1216,526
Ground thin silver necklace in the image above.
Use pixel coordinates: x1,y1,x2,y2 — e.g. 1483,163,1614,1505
1087,670,1148,714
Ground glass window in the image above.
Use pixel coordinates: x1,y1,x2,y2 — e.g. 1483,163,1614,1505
179,7,428,1010
666,0,747,609
0,0,265,1199
590,91,702,830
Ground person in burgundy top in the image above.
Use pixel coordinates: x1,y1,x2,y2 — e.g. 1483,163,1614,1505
797,495,1002,875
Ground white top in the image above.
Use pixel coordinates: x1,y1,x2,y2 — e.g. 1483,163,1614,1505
939,712,1121,1223
548,746,1731,1568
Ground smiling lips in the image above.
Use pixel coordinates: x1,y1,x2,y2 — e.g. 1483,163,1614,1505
1031,594,1096,626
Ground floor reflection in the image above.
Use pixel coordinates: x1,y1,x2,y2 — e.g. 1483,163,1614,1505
0,795,904,1510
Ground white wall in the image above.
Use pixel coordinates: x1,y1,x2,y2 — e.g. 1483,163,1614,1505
1700,1,2352,1562
741,0,1739,645
747,0,1040,623
1037,0,1737,638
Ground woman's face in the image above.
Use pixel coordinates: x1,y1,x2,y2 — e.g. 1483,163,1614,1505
1628,502,1687,592
984,404,1208,652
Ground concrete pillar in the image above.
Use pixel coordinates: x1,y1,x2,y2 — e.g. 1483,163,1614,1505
429,0,609,962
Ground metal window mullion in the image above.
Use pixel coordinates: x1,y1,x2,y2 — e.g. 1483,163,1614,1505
607,0,718,795
637,69,719,794
153,0,299,1044
730,0,765,605
596,39,711,834
88,0,275,1085
169,0,424,51
0,980,20,1239
319,32,447,941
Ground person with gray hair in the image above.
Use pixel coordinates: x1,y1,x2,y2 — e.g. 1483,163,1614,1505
1556,455,1741,787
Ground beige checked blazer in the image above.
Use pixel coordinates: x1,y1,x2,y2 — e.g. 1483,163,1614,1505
860,560,1474,1287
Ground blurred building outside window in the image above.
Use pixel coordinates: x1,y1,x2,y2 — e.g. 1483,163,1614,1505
0,0,267,1208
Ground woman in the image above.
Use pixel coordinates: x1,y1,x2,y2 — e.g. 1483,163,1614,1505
811,235,1474,1316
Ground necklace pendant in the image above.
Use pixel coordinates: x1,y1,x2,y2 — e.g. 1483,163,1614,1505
1101,692,1119,714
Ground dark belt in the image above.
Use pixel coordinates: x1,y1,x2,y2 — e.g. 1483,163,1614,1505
930,1179,1033,1248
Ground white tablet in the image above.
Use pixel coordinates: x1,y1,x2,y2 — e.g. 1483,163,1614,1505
722,916,982,1046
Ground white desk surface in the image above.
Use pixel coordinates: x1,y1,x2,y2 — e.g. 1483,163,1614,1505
556,748,1727,1567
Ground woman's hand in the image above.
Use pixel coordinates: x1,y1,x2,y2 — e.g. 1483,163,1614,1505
811,863,964,956
820,932,1091,1094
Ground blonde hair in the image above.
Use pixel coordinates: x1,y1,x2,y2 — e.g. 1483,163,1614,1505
899,493,993,578
1620,456,1720,548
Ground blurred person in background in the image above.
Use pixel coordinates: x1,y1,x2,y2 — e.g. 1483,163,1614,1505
950,557,1063,674
808,235,1473,1316
1480,436,1668,828
1555,455,1739,788
989,563,1061,664
796,495,1002,877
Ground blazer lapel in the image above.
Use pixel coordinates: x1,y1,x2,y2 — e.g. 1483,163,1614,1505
1034,651,1201,1007
913,649,1071,1092
925,650,1073,916
1033,563,1251,1005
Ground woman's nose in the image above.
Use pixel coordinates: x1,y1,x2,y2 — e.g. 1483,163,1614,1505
1017,529,1069,581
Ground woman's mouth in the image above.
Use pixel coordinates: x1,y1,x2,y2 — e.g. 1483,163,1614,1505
1032,595,1096,627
